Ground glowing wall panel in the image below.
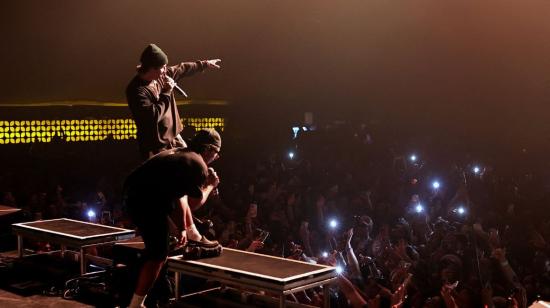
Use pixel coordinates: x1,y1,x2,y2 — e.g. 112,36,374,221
0,118,224,144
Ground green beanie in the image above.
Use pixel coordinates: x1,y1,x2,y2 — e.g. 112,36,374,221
140,44,168,68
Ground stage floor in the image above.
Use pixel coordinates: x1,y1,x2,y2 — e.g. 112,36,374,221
0,250,93,308
0,288,93,308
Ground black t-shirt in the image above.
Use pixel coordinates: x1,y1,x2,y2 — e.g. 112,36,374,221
124,148,207,213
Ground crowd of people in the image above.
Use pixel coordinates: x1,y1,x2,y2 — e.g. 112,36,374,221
196,122,550,307
1,122,550,307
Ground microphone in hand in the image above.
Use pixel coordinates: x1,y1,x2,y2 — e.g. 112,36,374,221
161,74,188,97
208,167,220,196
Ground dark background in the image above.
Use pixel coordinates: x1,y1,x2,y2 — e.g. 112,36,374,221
1,0,549,151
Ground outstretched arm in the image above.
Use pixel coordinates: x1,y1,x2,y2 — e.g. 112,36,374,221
169,59,222,80
337,275,367,308
344,228,362,279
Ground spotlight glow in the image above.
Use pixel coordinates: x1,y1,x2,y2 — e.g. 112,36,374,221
329,219,338,229
473,166,480,174
457,207,466,215
336,265,344,274
432,181,441,189
288,151,295,159
292,127,300,138
410,154,417,162
415,204,424,213
87,209,96,218
322,251,329,258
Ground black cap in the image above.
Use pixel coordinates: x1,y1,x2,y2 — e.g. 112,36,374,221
140,44,168,68
191,128,221,151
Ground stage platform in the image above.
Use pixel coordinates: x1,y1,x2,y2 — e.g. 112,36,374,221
0,205,25,251
0,205,21,217
168,248,337,308
12,218,135,274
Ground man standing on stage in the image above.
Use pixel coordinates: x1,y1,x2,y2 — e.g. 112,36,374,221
126,43,221,160
124,128,223,308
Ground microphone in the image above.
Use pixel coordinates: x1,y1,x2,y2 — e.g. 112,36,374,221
208,167,220,196
162,73,188,97
174,84,188,98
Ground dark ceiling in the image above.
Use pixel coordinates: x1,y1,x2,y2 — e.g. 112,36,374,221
1,0,549,141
